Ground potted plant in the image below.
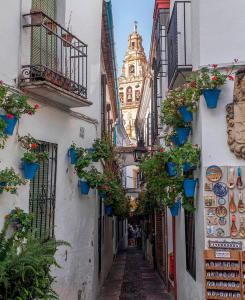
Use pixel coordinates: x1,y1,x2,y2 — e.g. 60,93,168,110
62,32,74,47
44,19,57,35
77,167,101,195
183,177,197,198
30,9,44,25
0,168,25,194
0,83,39,135
91,137,112,162
68,143,90,165
0,118,7,149
6,207,32,238
169,199,181,217
18,135,48,180
193,64,235,109
104,205,113,216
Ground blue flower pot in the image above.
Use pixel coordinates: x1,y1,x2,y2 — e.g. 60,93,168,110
79,180,90,195
183,179,197,198
98,189,107,198
176,127,191,145
166,162,177,177
68,148,77,164
171,135,181,147
178,106,193,122
183,163,196,172
0,115,17,135
23,162,40,180
203,89,221,109
169,200,181,217
105,205,113,216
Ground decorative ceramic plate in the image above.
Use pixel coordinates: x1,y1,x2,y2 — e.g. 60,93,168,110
206,165,223,182
216,227,225,237
215,206,228,217
207,216,219,225
219,217,227,226
207,208,216,217
213,182,228,197
218,198,226,205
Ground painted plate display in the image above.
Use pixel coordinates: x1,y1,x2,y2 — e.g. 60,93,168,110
218,198,226,205
215,206,228,218
206,165,223,182
213,182,228,197
216,227,225,237
219,217,227,226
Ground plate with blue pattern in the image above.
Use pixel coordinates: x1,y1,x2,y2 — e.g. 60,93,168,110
213,182,228,197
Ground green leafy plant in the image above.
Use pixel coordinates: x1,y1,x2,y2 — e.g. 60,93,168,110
0,119,7,149
0,168,26,194
18,134,49,164
5,207,32,239
0,83,39,119
0,215,69,300
92,137,112,161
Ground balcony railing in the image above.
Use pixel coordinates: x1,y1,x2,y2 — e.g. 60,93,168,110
167,1,192,88
21,12,88,104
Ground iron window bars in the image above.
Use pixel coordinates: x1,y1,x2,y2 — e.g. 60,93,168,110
22,11,88,99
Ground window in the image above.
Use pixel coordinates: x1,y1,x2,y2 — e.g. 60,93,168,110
29,141,58,239
119,92,124,103
135,90,141,102
126,86,133,102
131,42,135,49
185,211,196,279
129,65,135,74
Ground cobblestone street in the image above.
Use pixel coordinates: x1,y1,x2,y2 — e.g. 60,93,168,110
99,248,173,300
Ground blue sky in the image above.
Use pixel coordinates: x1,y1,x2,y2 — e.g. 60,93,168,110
111,0,155,74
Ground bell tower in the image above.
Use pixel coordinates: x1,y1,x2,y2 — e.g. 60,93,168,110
119,23,147,144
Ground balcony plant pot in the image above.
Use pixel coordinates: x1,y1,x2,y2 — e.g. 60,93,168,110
104,205,113,217
23,162,40,180
171,134,181,147
169,200,181,217
166,162,177,177
79,180,90,195
68,148,77,164
183,179,197,198
30,9,44,25
0,115,17,135
62,33,74,47
203,88,221,109
44,20,57,35
178,106,193,122
183,163,196,173
176,127,191,145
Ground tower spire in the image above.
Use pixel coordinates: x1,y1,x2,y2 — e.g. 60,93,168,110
134,21,138,33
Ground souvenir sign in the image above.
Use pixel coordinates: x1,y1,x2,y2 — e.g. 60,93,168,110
216,228,225,237
208,240,242,250
207,226,215,236
215,206,227,218
215,250,231,258
206,165,223,182
204,195,216,207
218,198,226,205
207,208,216,217
219,217,227,226
213,182,228,197
205,182,213,191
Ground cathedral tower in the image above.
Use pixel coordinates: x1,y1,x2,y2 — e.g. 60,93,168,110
119,22,147,144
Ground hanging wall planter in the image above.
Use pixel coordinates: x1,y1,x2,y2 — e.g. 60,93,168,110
79,180,90,195
203,89,221,109
178,106,193,122
22,162,39,180
176,127,191,145
171,135,181,147
166,162,177,177
104,205,113,217
183,162,196,173
68,148,77,164
183,179,197,198
30,9,44,25
62,33,74,47
0,115,17,135
169,200,181,217
44,20,57,35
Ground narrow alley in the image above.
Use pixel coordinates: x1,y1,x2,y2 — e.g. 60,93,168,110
99,248,173,300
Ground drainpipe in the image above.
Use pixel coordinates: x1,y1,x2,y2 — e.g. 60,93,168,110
173,217,177,300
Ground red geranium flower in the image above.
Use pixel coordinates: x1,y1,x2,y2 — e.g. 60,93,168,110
6,114,14,119
159,148,165,153
0,80,3,85
31,143,39,149
211,76,217,81
212,64,218,68
228,75,234,81
34,104,40,109
28,112,33,115
190,81,197,88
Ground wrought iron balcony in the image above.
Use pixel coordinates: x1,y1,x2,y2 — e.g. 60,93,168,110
167,1,192,88
21,12,90,107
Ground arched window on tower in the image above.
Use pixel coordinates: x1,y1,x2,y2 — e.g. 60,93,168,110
127,86,133,102
119,92,124,103
129,65,135,75
135,90,141,102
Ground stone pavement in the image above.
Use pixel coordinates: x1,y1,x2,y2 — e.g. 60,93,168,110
99,248,173,300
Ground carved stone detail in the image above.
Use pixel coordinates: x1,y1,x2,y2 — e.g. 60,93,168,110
227,69,245,159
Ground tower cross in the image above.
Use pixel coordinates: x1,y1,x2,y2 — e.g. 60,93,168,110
134,21,138,32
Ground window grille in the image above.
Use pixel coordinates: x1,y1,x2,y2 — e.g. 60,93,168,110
185,210,196,280
29,141,58,239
